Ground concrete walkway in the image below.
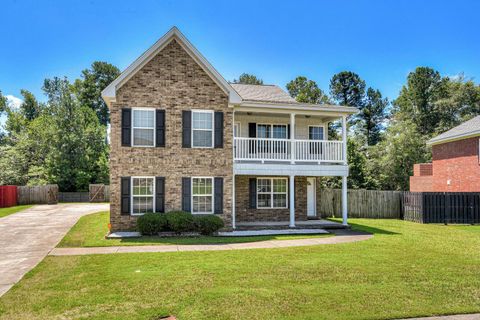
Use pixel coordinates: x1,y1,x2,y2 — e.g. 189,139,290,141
0,203,109,297
399,314,480,320
49,230,372,256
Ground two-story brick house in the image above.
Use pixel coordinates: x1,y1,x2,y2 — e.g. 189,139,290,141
410,116,480,192
102,27,357,232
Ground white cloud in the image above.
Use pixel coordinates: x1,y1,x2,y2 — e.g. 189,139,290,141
5,95,23,110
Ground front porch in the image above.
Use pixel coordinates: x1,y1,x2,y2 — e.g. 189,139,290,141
236,219,347,230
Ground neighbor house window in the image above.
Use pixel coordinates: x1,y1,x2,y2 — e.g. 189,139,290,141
132,109,155,146
192,110,213,147
192,177,213,213
257,178,288,209
131,177,154,215
309,126,324,140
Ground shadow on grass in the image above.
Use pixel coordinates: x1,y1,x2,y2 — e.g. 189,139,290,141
326,218,400,235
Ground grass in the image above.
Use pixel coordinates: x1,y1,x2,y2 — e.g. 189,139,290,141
57,211,331,247
0,205,33,218
0,219,479,320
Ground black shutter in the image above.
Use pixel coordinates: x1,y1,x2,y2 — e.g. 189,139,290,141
214,177,223,214
156,110,165,147
121,108,131,146
155,177,165,213
214,112,224,148
287,124,291,139
182,111,191,148
248,123,256,138
249,178,257,209
121,177,131,215
182,177,191,212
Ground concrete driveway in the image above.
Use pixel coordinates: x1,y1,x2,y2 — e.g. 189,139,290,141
0,203,109,297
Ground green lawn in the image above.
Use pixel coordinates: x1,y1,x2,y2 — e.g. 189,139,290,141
0,205,33,218
1,219,479,320
57,211,331,247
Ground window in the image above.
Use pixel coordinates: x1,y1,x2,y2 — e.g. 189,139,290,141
257,124,288,139
309,126,324,140
257,178,288,209
192,110,213,147
132,109,155,146
192,177,213,213
131,177,154,215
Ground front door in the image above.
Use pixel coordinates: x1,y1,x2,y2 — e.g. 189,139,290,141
307,177,316,217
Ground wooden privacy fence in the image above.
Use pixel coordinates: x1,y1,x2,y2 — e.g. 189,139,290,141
318,189,403,219
58,192,89,203
17,185,58,205
402,192,480,224
89,184,110,202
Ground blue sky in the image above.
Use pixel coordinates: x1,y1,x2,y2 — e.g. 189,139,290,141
1,0,479,107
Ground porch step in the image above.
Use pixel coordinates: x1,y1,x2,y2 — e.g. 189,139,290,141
235,220,349,231
218,229,329,237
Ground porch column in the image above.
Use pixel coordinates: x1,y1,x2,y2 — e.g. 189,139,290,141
342,175,348,225
290,113,295,164
342,115,347,164
289,175,295,227
232,174,236,229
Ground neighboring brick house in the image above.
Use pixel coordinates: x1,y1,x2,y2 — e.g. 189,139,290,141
102,27,357,232
410,116,480,192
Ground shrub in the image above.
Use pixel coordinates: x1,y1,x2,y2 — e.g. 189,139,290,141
136,213,167,235
165,211,195,234
194,215,224,235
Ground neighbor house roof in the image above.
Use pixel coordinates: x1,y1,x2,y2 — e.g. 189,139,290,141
101,26,242,106
230,83,298,104
428,115,480,145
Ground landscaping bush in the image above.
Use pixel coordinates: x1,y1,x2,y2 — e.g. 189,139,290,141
136,213,167,235
194,215,224,235
165,211,195,234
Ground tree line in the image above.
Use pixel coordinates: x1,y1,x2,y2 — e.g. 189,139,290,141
1,66,479,191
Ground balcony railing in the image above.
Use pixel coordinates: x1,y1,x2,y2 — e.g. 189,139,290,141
234,137,345,163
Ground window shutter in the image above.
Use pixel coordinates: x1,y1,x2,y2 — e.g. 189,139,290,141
156,110,165,147
214,177,223,214
121,108,132,147
121,177,131,215
248,123,256,138
249,178,257,209
182,111,191,148
287,124,291,139
182,177,191,212
155,177,165,213
214,112,224,148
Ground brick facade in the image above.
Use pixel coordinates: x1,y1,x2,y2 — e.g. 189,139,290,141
235,176,309,222
109,39,233,231
410,137,480,192
431,137,480,192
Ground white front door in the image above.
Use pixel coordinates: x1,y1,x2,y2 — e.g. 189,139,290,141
307,177,316,217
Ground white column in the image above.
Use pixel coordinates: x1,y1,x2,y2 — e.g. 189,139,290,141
342,115,347,164
290,113,295,164
232,174,236,229
342,176,348,225
289,175,295,227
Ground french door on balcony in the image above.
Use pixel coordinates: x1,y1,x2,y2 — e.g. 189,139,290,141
256,124,289,156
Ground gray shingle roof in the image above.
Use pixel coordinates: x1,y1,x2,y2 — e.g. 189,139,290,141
230,83,298,104
428,115,480,144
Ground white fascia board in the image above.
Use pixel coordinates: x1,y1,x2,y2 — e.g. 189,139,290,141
101,26,242,107
233,163,349,177
427,131,480,146
235,102,358,117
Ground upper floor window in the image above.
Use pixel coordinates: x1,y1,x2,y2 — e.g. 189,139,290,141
192,110,213,148
309,126,324,140
133,109,155,146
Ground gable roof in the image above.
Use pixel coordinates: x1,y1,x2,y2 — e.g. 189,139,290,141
428,115,480,145
101,27,242,106
230,83,298,104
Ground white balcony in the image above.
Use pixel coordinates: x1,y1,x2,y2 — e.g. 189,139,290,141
234,137,345,164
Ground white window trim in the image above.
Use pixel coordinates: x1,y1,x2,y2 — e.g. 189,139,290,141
131,107,156,147
130,176,155,216
234,122,241,137
308,125,326,141
191,176,214,214
256,177,288,209
191,109,214,148
257,123,288,139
